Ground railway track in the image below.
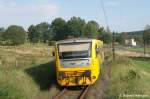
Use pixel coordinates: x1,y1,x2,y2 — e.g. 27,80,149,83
52,85,90,99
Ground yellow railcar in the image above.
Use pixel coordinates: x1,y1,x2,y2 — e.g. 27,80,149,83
54,38,104,86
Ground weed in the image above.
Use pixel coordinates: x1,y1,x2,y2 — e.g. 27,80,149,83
106,57,150,98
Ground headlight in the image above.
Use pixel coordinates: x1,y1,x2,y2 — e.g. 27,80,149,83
84,70,91,77
58,71,66,78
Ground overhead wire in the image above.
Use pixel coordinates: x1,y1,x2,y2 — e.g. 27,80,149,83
100,0,109,28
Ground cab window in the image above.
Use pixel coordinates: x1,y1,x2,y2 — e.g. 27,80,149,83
95,45,100,57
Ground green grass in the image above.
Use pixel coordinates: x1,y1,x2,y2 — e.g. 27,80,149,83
131,57,150,94
1,44,150,99
0,44,59,99
128,47,150,53
107,56,150,99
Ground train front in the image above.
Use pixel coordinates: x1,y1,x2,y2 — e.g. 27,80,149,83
55,41,93,86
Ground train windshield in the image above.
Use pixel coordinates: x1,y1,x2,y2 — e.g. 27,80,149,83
58,42,91,59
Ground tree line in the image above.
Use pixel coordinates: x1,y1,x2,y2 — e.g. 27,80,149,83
0,17,113,46
115,27,150,45
0,16,149,46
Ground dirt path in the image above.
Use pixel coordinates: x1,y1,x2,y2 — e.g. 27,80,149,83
116,50,150,57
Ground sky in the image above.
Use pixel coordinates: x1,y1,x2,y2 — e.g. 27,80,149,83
0,0,150,32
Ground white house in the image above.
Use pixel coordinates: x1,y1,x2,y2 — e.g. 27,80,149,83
125,39,136,46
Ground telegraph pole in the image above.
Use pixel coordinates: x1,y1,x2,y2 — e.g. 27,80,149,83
143,30,146,56
112,31,115,60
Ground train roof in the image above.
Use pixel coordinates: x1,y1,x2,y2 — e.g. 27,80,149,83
56,38,102,44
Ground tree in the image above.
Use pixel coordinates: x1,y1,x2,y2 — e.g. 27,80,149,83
51,18,67,40
36,22,51,43
0,27,5,33
145,24,150,30
0,27,5,41
3,25,27,45
97,27,104,39
144,29,150,45
134,36,143,45
116,33,125,44
142,25,149,55
84,21,99,38
28,22,52,43
100,32,112,44
67,17,86,37
98,27,112,44
28,25,37,43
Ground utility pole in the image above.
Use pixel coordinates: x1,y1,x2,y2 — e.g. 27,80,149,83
112,31,115,60
143,30,146,56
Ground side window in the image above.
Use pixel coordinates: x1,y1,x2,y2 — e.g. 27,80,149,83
96,45,100,57
100,46,104,61
95,45,98,57
100,47,103,57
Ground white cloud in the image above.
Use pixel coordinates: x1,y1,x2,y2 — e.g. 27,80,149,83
107,1,119,6
0,0,60,29
0,1,59,17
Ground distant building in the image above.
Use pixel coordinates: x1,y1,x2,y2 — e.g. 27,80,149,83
125,39,136,46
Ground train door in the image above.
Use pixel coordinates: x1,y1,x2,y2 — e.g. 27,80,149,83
94,43,101,77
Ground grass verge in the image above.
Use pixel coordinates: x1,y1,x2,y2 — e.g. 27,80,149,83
0,44,58,99
106,56,150,99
